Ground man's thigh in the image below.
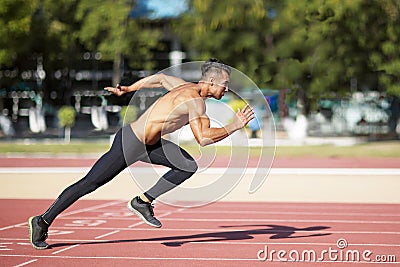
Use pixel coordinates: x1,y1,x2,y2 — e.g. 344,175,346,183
144,139,197,172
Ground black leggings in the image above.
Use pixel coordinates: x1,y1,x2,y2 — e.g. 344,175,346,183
42,126,197,225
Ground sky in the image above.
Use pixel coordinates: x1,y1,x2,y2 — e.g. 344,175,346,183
130,0,188,19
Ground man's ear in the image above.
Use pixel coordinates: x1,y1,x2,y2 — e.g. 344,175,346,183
209,77,215,86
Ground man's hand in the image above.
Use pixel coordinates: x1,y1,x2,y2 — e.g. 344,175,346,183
104,84,133,96
233,104,255,130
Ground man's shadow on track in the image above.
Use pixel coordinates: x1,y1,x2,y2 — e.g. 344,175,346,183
50,224,331,249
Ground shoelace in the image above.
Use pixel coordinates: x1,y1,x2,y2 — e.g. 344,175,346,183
148,204,155,216
38,218,49,241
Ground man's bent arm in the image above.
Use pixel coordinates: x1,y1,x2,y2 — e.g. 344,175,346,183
190,116,239,146
188,99,255,146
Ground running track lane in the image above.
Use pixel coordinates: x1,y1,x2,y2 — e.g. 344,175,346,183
1,156,399,168
0,199,399,266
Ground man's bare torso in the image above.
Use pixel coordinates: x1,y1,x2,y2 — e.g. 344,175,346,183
131,83,203,144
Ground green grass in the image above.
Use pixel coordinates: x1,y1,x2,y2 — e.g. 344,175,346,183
0,142,110,154
182,142,400,158
0,140,399,158
274,142,400,158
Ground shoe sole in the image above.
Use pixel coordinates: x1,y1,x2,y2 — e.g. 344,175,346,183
28,216,49,250
126,202,162,228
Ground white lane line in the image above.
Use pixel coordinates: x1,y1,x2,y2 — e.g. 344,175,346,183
0,167,92,174
1,238,400,247
6,208,398,232
45,228,400,235
2,254,400,263
128,211,174,228
1,254,260,261
4,199,125,263
53,211,400,221
9,226,400,235
13,259,38,267
20,217,399,225
270,168,400,176
1,167,400,175
0,223,27,231
95,230,120,239
159,218,400,224
0,201,122,232
0,242,13,251
167,210,400,217
128,208,186,228
59,200,124,218
87,208,400,217
127,221,145,228
52,244,80,255
16,243,31,246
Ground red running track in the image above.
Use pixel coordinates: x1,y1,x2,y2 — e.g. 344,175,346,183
1,156,399,168
0,199,399,266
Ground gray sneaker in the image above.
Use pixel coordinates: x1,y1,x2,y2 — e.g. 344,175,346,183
127,196,162,228
28,216,49,249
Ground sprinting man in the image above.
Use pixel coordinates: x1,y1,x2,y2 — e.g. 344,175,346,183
28,59,254,249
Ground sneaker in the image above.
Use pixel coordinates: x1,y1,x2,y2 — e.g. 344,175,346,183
28,216,49,249
127,196,162,228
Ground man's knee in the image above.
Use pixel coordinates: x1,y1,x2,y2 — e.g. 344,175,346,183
185,159,198,174
175,160,197,183
172,156,198,174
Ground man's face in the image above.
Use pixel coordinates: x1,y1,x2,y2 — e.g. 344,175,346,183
209,70,230,100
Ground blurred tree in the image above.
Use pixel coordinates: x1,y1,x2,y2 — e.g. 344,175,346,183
1,0,162,105
75,0,161,85
369,0,400,96
175,0,400,115
38,0,81,62
268,0,363,113
174,0,281,87
0,0,37,67
119,105,137,126
1,0,399,109
34,0,82,104
58,105,75,143
0,0,82,111
270,0,400,111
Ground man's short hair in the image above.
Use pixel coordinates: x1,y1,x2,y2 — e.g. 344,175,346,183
201,58,231,80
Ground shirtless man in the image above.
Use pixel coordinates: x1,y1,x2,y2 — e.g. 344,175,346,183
28,59,254,249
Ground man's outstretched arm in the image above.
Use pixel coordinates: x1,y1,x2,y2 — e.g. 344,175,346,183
187,98,255,146
104,73,187,96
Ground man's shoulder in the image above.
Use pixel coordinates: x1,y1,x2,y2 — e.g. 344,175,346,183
173,85,202,99
171,88,204,112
